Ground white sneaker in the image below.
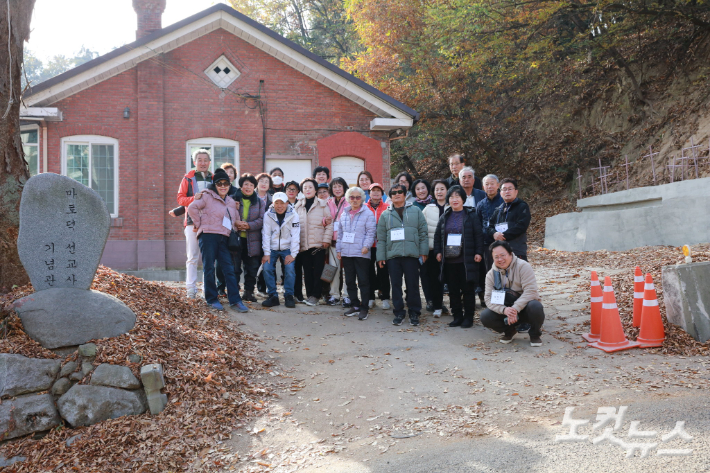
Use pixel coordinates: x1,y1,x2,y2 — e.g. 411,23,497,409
186,289,197,299
433,309,442,318
382,299,391,310
368,300,375,309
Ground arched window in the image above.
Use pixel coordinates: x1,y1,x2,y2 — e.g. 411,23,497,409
186,138,239,174
61,135,118,216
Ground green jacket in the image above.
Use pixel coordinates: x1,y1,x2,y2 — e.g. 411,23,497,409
376,202,429,261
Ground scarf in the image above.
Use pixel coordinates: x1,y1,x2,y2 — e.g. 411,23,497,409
416,195,433,206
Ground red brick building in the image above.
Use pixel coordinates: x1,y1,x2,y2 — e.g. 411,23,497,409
21,1,417,271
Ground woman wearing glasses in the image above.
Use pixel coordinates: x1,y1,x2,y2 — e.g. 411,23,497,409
336,186,376,320
187,168,249,313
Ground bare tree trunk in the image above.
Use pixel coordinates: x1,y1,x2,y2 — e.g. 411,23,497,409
0,0,36,293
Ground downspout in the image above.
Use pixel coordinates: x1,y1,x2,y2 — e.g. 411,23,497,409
259,80,266,171
42,122,47,173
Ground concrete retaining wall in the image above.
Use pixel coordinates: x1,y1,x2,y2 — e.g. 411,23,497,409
662,262,710,343
544,177,710,251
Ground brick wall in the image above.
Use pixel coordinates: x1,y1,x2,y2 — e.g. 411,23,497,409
44,28,392,270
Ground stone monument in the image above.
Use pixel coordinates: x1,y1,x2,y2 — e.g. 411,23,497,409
12,173,136,348
662,261,710,343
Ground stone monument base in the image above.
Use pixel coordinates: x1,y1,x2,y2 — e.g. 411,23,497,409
13,288,136,349
662,262,710,343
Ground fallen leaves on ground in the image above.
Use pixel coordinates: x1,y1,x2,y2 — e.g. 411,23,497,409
530,244,710,357
0,266,270,472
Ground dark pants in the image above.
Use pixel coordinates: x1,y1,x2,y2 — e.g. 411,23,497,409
425,250,443,310
483,243,494,273
479,300,545,338
516,253,528,262
369,247,390,300
387,256,421,318
445,262,476,322
295,251,304,300
342,256,370,311
216,251,239,294
419,255,432,303
298,247,326,298
198,233,242,306
234,236,260,295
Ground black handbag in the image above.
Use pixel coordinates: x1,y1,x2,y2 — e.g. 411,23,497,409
494,270,521,307
226,209,241,253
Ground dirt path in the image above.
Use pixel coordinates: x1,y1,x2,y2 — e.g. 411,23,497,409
198,264,710,472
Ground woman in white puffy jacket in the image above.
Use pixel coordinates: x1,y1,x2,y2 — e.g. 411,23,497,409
421,179,450,317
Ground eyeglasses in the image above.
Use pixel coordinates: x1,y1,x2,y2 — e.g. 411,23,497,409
349,196,362,200
391,190,406,195
500,187,516,192
215,181,230,187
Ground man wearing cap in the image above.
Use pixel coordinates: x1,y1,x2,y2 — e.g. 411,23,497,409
261,192,300,308
269,167,285,195
177,149,213,299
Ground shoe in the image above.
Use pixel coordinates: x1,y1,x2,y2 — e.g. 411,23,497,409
327,296,340,306
284,295,296,308
392,316,404,326
500,328,518,344
358,309,369,320
305,296,319,306
426,301,434,313
478,293,487,308
230,301,249,313
342,297,352,308
382,299,391,310
442,306,449,314
433,309,442,318
262,295,280,307
256,290,268,299
410,314,420,326
449,318,463,327
217,289,227,298
187,289,197,299
344,307,359,317
209,301,224,311
517,323,531,333
368,300,375,309
242,292,256,302
443,284,449,294
295,295,305,304
461,316,473,328
530,336,542,347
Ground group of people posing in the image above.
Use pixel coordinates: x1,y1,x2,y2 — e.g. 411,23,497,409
173,151,546,346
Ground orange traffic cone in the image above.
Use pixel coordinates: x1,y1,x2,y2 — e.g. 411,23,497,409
637,273,665,348
582,271,603,342
588,276,640,353
632,266,644,327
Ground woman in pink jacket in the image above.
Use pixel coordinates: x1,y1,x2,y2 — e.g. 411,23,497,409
187,169,249,313
325,177,349,306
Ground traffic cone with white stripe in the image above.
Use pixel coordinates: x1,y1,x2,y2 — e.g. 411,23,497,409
588,276,640,353
632,266,644,327
636,273,665,348
582,271,603,342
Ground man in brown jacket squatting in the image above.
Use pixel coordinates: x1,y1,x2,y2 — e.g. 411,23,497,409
480,241,545,346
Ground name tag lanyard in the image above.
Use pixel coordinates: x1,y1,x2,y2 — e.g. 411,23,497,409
343,208,364,241
495,203,512,231
444,211,465,253
388,207,408,239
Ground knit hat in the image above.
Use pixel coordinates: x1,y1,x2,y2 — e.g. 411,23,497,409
213,168,230,185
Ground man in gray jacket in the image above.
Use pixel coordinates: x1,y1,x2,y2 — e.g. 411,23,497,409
376,184,429,326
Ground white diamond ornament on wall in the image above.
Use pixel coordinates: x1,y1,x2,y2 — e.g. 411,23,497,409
204,55,240,88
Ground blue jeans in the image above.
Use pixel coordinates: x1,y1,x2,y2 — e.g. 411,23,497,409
264,250,296,297
198,233,242,306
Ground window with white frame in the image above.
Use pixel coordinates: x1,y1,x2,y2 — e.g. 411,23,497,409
186,138,239,174
61,135,118,216
21,126,40,176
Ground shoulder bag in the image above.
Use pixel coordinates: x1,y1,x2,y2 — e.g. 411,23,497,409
225,208,241,253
